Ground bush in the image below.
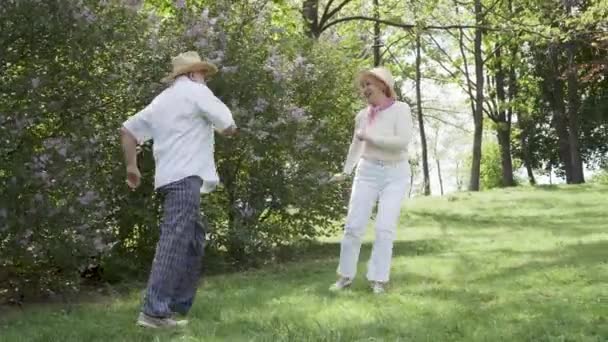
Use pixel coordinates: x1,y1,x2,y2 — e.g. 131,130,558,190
589,168,608,185
0,0,362,301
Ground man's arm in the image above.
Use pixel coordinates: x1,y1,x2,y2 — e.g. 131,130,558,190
120,127,142,189
194,84,237,135
120,127,138,167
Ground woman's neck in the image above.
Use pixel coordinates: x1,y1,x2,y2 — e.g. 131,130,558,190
368,96,394,108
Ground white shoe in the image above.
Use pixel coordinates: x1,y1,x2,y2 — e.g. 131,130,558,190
136,312,188,329
371,281,386,294
329,277,353,291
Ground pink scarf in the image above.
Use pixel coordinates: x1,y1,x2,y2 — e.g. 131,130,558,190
367,98,395,126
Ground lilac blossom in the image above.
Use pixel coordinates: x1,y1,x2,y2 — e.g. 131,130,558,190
185,23,203,38
78,191,98,206
253,98,269,113
289,106,308,123
295,135,314,149
194,37,208,49
221,66,238,74
148,37,158,49
257,130,270,140
74,6,96,23
200,8,210,20
174,0,186,9
209,50,225,64
294,55,307,67
93,237,106,252
122,0,143,11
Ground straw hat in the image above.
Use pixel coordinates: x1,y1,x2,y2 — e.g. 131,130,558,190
161,51,218,83
357,67,397,99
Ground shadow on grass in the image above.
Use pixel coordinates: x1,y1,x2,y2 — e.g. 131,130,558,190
287,238,452,262
533,183,605,193
1,239,605,341
194,237,608,341
473,239,608,285
409,209,607,238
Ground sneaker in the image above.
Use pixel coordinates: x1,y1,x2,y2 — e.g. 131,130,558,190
136,312,188,329
329,277,353,291
371,281,386,294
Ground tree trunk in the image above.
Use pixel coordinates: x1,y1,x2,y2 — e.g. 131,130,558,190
415,34,431,195
548,44,573,183
565,40,585,183
302,0,320,38
525,159,536,185
496,126,514,186
437,159,444,195
518,116,537,185
469,0,484,191
373,0,381,66
494,46,515,187
455,161,463,190
408,170,415,198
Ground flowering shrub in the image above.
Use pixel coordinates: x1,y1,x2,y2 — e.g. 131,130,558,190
0,0,363,301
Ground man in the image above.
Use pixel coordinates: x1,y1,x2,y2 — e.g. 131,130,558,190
120,51,237,328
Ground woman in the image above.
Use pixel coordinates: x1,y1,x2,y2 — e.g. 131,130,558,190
330,67,414,294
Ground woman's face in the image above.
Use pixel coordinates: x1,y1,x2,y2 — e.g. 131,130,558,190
359,75,389,105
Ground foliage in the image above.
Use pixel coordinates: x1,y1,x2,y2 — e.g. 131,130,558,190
589,167,608,185
465,139,521,190
0,0,363,302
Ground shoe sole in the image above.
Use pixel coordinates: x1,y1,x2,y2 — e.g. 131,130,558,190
329,283,353,291
137,320,164,329
136,315,188,329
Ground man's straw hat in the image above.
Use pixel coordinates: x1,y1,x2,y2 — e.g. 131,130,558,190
161,51,218,83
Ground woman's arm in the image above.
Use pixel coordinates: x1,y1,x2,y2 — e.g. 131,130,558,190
342,112,365,175
365,105,413,151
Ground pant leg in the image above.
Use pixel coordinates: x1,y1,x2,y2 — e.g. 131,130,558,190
337,161,381,279
170,215,206,315
367,163,410,282
142,176,202,318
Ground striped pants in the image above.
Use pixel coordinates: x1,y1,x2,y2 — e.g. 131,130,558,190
142,176,206,318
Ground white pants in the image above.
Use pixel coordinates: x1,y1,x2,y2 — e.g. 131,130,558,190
337,158,410,282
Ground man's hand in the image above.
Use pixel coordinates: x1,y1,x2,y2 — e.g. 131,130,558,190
126,164,141,189
221,125,238,136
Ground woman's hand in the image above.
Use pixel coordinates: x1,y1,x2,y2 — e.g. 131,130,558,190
355,129,369,142
329,172,347,183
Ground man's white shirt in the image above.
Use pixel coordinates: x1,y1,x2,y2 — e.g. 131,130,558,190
122,76,235,193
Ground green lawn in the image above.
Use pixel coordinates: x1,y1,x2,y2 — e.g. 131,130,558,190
1,185,607,341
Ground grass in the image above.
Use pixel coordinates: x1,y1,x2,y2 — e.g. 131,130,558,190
1,184,607,341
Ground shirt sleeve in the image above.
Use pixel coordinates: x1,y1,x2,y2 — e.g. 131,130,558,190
192,84,236,131
122,103,154,144
366,103,413,151
342,111,365,174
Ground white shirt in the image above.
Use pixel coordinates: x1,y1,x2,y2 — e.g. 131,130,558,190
343,101,413,174
122,76,236,193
